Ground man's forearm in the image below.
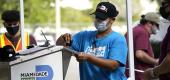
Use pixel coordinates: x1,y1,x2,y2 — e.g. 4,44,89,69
87,55,119,71
56,36,65,46
141,53,158,65
136,50,157,65
153,54,170,76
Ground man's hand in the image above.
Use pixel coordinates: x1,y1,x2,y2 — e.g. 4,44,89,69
61,33,72,46
56,33,72,47
144,68,159,80
74,52,91,62
144,68,152,80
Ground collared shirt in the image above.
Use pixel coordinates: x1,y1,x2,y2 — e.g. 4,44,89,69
125,24,154,80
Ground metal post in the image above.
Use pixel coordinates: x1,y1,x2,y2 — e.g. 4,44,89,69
55,0,61,39
126,0,135,80
20,0,25,50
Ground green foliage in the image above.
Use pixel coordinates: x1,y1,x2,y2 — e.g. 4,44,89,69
0,0,19,23
0,0,160,29
61,7,92,23
61,7,93,30
24,0,56,24
0,0,56,24
0,0,19,10
0,0,93,29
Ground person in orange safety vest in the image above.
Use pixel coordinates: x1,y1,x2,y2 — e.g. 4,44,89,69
0,10,37,52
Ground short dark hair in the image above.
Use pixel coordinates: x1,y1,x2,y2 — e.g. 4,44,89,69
140,15,147,24
162,0,170,3
161,0,170,7
1,10,20,22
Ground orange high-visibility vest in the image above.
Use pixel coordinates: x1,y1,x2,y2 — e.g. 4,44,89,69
0,32,30,52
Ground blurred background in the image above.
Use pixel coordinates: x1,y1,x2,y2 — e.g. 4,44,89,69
1,0,170,79
0,0,169,57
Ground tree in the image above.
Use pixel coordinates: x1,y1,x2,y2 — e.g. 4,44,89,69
0,0,160,29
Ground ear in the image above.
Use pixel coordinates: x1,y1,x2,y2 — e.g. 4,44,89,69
109,18,115,23
112,17,116,21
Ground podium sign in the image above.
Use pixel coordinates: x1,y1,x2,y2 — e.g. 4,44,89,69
0,46,74,80
10,46,64,80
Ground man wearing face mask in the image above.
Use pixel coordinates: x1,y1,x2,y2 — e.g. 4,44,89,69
56,2,128,80
144,0,170,80
0,10,37,52
125,12,160,80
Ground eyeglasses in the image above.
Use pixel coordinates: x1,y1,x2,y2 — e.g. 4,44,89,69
3,22,19,27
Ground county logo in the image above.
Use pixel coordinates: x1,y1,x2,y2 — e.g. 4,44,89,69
20,65,53,80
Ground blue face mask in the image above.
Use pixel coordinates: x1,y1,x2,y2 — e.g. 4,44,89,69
94,20,109,32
